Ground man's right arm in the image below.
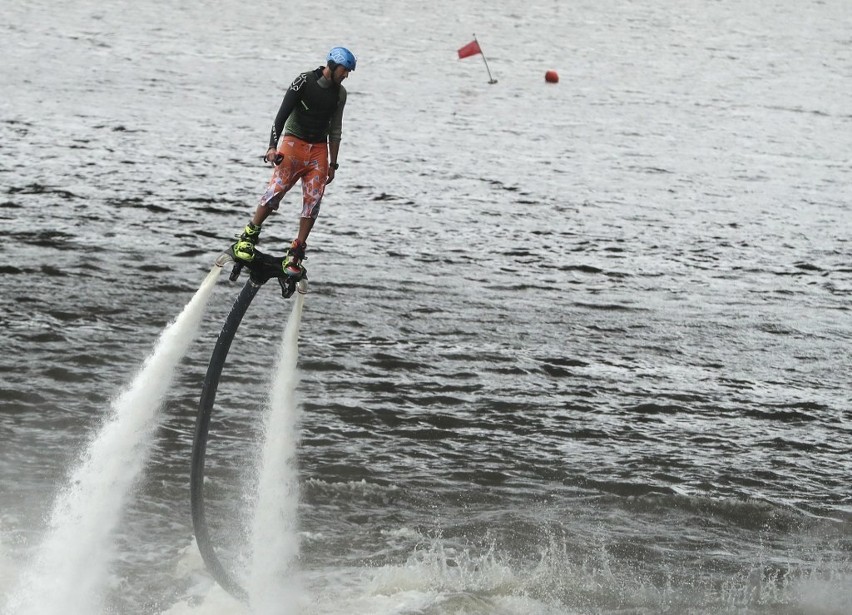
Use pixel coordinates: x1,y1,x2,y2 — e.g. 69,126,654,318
268,73,307,151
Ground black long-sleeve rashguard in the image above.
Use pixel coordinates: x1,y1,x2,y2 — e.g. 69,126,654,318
268,67,347,148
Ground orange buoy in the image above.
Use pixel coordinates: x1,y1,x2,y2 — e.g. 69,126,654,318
545,70,559,83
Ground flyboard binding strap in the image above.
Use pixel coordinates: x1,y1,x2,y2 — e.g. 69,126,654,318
215,247,307,298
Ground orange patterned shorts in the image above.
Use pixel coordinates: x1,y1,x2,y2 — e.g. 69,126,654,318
259,136,328,219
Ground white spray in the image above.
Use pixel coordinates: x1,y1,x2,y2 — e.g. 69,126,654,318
247,291,306,614
5,267,222,615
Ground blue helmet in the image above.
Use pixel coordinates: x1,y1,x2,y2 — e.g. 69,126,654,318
327,47,356,71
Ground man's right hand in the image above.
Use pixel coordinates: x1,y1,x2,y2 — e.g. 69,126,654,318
265,148,283,165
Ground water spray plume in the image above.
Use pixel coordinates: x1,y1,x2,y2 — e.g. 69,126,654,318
5,267,222,615
248,293,306,614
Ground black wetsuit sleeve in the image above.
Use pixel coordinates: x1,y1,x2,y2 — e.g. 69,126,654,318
268,76,304,149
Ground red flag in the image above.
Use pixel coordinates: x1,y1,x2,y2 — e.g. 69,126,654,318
457,40,482,59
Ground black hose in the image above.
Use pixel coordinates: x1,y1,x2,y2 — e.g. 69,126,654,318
190,279,259,603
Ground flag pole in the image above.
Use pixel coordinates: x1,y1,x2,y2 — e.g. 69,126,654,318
474,34,498,84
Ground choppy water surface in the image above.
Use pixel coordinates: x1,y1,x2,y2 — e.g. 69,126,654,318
1,0,850,613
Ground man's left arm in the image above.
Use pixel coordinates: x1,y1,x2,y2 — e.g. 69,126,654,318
327,139,341,184
326,88,347,184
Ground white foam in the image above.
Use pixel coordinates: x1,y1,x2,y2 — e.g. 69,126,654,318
0,527,16,601
158,584,248,615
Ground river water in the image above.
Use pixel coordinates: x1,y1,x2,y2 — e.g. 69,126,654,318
1,0,850,613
